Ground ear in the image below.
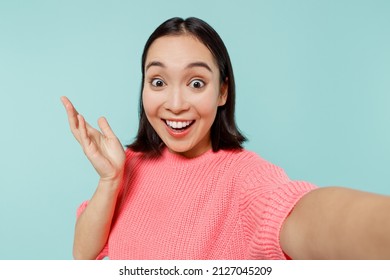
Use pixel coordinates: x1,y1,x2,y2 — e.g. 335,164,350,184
218,78,228,106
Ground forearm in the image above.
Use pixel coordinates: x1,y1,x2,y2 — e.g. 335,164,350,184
281,187,390,259
73,177,122,259
341,189,390,258
334,188,390,259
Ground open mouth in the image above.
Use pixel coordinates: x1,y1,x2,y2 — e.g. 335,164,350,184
164,119,195,132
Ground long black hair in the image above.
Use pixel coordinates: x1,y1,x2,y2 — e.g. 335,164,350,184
128,17,246,156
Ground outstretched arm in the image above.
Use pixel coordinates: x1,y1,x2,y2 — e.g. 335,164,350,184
280,187,390,259
61,96,126,259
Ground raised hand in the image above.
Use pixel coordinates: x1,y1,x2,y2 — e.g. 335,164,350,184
61,96,125,182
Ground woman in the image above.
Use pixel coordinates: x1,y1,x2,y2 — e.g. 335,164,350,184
61,17,390,260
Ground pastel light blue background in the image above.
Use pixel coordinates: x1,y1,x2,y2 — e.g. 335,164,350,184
0,0,389,259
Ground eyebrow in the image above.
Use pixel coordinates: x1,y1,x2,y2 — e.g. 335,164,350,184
145,61,165,71
145,61,213,72
186,62,213,72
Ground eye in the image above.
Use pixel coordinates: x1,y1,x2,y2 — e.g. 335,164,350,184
189,79,205,89
150,78,165,87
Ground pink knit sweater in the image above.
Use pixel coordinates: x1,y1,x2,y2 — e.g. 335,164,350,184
77,148,317,259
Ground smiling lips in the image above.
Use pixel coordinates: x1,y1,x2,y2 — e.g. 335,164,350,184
164,119,195,136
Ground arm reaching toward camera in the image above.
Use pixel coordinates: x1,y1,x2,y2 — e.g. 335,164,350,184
280,187,390,259
61,96,125,259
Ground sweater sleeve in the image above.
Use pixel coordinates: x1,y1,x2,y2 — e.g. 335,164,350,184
238,157,317,259
76,201,108,260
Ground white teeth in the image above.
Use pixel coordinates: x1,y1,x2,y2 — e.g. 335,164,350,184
166,120,192,129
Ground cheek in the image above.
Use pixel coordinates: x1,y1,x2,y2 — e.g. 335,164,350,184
142,90,158,117
195,91,221,116
197,101,217,116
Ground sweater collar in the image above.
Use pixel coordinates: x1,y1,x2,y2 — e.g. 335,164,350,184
161,147,217,165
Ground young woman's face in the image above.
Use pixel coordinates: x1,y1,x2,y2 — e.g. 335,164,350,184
143,35,227,158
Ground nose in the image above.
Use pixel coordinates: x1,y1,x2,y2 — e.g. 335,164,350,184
164,87,190,114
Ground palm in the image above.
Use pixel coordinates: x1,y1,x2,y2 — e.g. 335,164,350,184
81,121,125,179
61,96,125,180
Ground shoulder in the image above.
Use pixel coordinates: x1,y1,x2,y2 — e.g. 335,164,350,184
232,150,318,259
123,148,157,165
120,148,153,176
216,148,269,167
230,149,317,201
221,149,291,186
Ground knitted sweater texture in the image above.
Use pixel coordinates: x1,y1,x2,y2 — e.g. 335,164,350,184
77,148,317,259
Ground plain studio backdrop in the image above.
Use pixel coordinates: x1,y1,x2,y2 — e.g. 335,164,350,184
0,0,389,259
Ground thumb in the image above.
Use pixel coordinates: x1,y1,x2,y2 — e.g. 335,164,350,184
98,117,117,138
